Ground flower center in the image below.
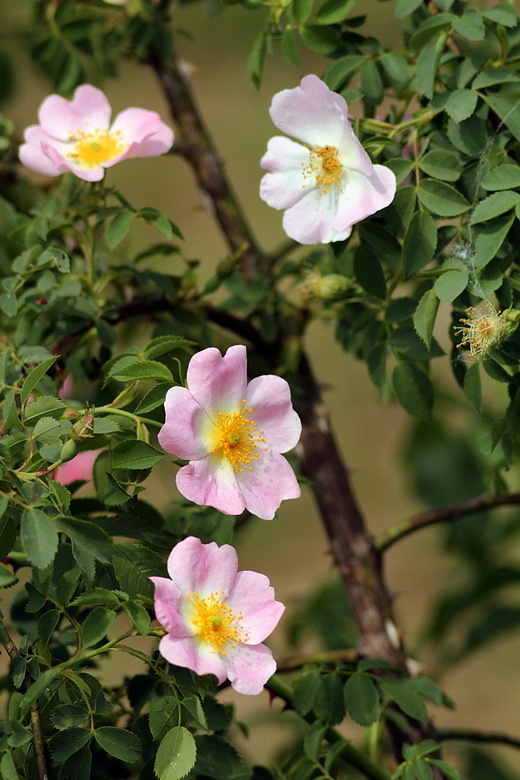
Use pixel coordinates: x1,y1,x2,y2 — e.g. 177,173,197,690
187,591,247,654
67,129,127,169
303,145,343,193
214,403,267,472
456,302,507,359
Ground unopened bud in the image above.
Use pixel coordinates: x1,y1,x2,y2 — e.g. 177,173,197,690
59,439,78,463
71,413,94,442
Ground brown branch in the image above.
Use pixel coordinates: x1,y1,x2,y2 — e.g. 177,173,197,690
276,649,360,672
376,493,520,553
437,728,520,750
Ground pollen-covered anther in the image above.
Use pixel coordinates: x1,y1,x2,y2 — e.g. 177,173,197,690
67,128,128,169
302,145,343,193
456,300,507,360
214,402,267,472
187,591,249,654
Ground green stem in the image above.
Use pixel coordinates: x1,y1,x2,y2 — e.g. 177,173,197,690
267,676,391,780
92,406,162,428
276,649,359,672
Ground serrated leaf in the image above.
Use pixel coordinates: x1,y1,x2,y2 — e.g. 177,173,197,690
81,607,117,648
55,516,112,563
314,673,345,725
111,359,173,383
182,695,208,730
281,27,298,66
354,248,386,299
463,363,482,414
293,671,321,716
470,191,520,224
123,601,150,636
417,180,470,217
52,704,89,728
111,439,164,470
194,734,246,780
49,728,91,762
23,396,66,426
433,268,469,303
0,562,18,588
445,88,478,122
136,383,170,414
344,673,380,726
0,752,19,780
428,758,461,779
21,356,59,404
303,721,327,761
413,289,439,349
21,508,58,569
70,588,122,607
299,25,341,53
291,0,314,25
402,211,437,276
418,150,461,182
149,697,180,741
392,363,433,419
453,8,485,40
483,88,520,143
316,0,353,24
481,164,520,191
378,677,429,723
474,215,514,269
144,335,193,360
94,726,141,763
323,54,368,90
32,416,62,444
113,542,167,600
106,210,136,250
155,726,197,780
395,0,423,19
481,6,518,27
415,35,446,99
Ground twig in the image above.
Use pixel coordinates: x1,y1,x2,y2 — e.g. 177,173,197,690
376,493,520,553
437,728,520,750
276,649,359,672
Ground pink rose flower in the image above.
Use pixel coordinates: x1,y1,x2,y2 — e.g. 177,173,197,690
158,345,301,520
19,84,174,182
151,536,285,694
260,74,396,244
53,449,102,485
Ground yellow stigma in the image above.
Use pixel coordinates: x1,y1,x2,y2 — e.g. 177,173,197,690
67,128,127,169
456,300,507,360
187,591,247,654
303,145,343,193
213,402,267,472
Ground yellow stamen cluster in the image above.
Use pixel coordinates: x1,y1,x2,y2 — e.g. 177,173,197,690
187,591,247,654
302,145,343,193
214,402,267,472
67,128,127,169
456,300,507,360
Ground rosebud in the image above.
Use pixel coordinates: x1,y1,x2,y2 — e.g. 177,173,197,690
59,439,78,463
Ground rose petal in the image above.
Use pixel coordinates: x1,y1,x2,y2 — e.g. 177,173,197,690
236,450,300,520
39,85,112,140
150,576,194,636
223,643,277,695
229,570,285,644
282,187,353,244
110,108,174,159
186,345,248,415
176,455,245,517
259,136,313,210
246,375,302,453
166,536,239,597
158,386,213,460
19,129,66,177
158,635,227,685
331,165,396,232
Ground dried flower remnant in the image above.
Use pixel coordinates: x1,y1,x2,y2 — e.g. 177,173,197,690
19,84,173,182
260,74,396,244
151,536,285,694
158,345,301,520
456,301,511,361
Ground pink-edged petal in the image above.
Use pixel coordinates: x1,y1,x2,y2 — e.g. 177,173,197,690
269,74,349,148
39,85,112,140
236,450,300,520
246,375,301,453
165,535,239,597
186,345,248,415
158,386,213,460
110,108,174,158
19,138,65,177
223,643,276,695
53,449,102,485
259,136,313,210
176,455,245,517
158,634,227,685
282,187,353,244
331,164,396,232
150,576,194,637
229,570,285,644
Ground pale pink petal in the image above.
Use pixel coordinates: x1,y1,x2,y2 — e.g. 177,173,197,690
109,108,174,159
283,188,353,244
39,85,112,140
269,74,350,148
150,576,194,636
229,570,285,644
19,130,65,176
259,136,313,210
223,643,277,695
236,450,300,520
158,635,227,685
246,375,302,453
166,536,239,597
186,345,248,415
37,137,106,182
53,450,101,485
176,455,245,516
331,165,396,232
158,386,213,460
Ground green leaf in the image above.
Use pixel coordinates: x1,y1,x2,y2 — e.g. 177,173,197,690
123,601,150,636
323,54,368,90
392,363,433,419
32,416,62,444
23,396,66,426
360,60,383,105
135,383,170,414
417,180,470,217
81,607,117,648
106,210,136,249
0,292,17,317
445,88,478,122
149,697,180,741
182,695,208,730
483,88,520,142
395,0,423,19
316,0,353,24
111,439,164,470
481,6,518,27
49,728,91,762
354,248,386,299
155,727,197,780
470,191,520,224
413,289,439,349
472,68,520,89
111,359,173,383
281,28,298,66
314,673,345,725
481,164,520,191
415,34,446,99
402,211,437,276
344,673,380,726
0,752,19,780
303,721,327,761
299,25,341,53
293,671,321,716
378,677,429,723
21,356,59,404
463,363,482,414
291,0,314,26
433,268,469,303
474,215,514,269
428,758,461,779
21,508,58,569
55,516,112,563
453,8,485,40
418,149,462,182
94,726,141,763
70,588,122,608
144,335,193,360
248,32,266,89
52,704,89,728
0,562,18,588
112,542,167,600
194,735,247,780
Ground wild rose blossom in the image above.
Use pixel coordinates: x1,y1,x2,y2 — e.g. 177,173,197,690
158,345,301,520
53,449,102,485
260,74,396,244
151,536,285,694
19,84,173,181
